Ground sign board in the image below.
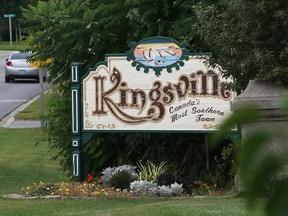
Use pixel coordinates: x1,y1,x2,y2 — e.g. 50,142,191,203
71,36,237,181
80,37,235,132
4,14,15,18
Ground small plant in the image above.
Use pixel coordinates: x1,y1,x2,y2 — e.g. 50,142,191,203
137,161,169,182
170,182,184,196
109,170,136,190
86,172,94,183
148,183,184,197
130,180,183,197
100,165,138,185
157,172,176,186
193,181,217,196
130,180,157,195
22,182,58,196
157,172,193,195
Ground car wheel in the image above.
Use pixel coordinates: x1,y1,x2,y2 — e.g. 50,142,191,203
5,76,10,83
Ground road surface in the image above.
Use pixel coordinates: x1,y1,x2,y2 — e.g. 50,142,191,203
0,51,49,121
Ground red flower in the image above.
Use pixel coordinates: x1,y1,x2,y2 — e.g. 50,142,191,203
87,173,94,183
99,175,103,179
193,182,201,189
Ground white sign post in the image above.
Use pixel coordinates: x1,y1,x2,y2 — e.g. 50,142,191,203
4,14,16,47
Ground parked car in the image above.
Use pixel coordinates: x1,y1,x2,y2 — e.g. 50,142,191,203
5,51,47,83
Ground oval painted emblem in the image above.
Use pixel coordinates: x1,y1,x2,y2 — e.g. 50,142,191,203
133,38,182,68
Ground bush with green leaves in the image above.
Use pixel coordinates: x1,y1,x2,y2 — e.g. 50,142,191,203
109,170,136,190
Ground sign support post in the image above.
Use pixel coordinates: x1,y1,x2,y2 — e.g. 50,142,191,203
4,14,16,46
71,62,86,182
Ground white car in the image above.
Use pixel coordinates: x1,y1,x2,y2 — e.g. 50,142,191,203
5,51,47,83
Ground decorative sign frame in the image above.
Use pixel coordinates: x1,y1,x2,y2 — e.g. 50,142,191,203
71,36,238,181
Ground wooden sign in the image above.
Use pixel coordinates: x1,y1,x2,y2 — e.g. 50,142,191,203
71,36,236,181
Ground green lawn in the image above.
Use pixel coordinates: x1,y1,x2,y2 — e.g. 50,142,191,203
0,127,266,215
14,91,51,121
0,196,265,216
0,128,68,195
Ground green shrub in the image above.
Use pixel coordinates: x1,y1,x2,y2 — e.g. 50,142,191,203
109,170,136,190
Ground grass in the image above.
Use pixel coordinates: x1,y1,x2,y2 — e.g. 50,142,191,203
14,91,51,121
0,128,68,196
0,196,265,216
0,90,266,216
0,40,28,51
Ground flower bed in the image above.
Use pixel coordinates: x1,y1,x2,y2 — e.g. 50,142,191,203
21,163,230,198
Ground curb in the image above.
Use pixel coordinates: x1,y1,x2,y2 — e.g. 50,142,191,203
2,194,62,199
0,94,41,128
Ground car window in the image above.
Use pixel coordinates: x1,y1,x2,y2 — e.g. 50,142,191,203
10,53,33,60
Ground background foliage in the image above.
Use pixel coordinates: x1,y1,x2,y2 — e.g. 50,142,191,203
192,0,288,92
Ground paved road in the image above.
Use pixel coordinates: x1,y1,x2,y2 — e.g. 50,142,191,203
0,51,49,121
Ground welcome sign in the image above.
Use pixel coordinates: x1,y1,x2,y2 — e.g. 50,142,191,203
80,37,235,132
71,36,236,180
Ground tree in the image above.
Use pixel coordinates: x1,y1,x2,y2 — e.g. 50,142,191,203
21,0,233,187
22,0,111,171
194,1,288,214
192,0,288,92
